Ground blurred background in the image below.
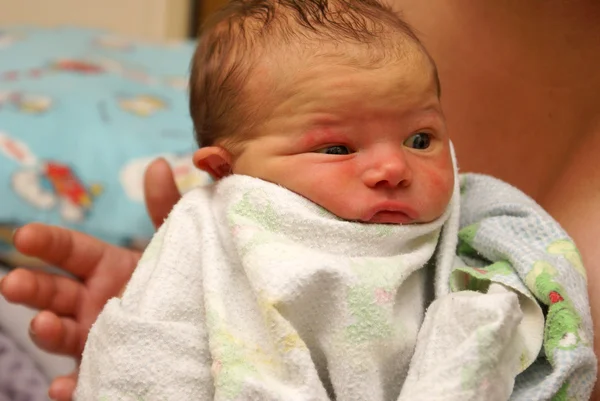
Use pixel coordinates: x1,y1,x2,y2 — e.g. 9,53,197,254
0,2,229,400
0,0,232,41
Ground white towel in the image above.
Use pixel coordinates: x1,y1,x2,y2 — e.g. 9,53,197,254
76,156,546,401
76,174,453,401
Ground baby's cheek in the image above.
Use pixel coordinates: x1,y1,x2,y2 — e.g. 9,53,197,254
335,161,360,178
423,164,455,213
432,168,454,195
317,163,362,217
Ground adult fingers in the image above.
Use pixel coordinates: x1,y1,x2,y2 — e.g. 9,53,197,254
29,311,82,357
48,371,78,401
12,223,108,280
0,268,82,316
144,158,181,229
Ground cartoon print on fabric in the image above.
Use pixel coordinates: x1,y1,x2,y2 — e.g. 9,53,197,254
13,93,53,114
452,223,516,292
552,382,571,401
525,261,586,362
51,59,105,74
454,220,587,361
0,91,53,114
0,132,102,222
3,57,159,87
1,41,189,89
452,260,515,293
456,222,480,257
118,94,167,116
547,239,587,280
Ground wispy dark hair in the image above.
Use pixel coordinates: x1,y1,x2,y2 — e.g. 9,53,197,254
190,0,431,149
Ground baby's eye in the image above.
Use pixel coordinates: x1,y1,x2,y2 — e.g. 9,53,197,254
315,145,352,155
403,133,431,150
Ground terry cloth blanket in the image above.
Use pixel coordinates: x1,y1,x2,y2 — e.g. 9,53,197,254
76,175,595,401
440,174,597,401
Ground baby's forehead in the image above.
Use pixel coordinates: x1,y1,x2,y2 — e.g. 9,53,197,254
244,59,441,138
232,36,440,140
249,40,438,99
264,28,425,65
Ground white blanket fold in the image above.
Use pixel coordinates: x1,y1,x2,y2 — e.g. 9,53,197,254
76,173,546,401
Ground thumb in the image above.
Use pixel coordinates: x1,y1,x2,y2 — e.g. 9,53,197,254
143,158,181,229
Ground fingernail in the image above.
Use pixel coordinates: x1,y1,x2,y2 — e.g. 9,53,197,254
28,320,37,340
9,227,19,245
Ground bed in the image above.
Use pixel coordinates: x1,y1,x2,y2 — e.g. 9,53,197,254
0,26,209,400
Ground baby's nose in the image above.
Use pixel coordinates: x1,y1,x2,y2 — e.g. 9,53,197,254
361,150,412,189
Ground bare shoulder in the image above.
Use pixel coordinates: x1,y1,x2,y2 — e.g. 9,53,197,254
541,126,600,399
542,126,600,269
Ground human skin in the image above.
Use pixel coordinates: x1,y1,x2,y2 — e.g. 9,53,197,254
209,48,454,225
0,160,180,401
2,1,600,399
393,0,600,397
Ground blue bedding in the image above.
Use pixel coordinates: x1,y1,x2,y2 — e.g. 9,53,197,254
0,27,210,261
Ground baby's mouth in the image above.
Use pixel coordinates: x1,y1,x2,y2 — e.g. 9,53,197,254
360,201,418,224
366,210,415,224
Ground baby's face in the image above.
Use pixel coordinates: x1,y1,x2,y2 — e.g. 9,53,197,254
232,48,454,224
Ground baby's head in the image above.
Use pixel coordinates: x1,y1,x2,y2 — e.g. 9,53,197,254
190,0,455,224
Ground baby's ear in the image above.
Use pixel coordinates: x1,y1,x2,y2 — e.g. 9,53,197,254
193,147,233,180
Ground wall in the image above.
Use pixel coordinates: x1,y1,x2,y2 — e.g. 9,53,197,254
0,0,191,40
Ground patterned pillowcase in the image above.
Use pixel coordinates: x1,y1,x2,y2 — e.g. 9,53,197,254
0,27,210,266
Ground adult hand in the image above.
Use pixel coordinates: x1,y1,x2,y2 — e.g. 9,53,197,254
0,158,181,401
